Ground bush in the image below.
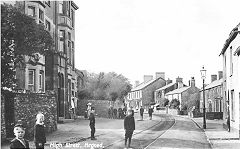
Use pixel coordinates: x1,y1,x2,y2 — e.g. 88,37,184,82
163,98,169,107
170,99,180,109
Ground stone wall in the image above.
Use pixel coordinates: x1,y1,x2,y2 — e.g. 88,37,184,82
181,86,200,111
14,93,57,139
142,78,166,106
1,95,6,141
77,99,124,118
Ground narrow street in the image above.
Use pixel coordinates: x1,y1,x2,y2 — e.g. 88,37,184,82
2,113,212,149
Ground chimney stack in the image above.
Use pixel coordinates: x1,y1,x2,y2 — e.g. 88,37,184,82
155,72,165,80
176,76,183,88
218,71,223,80
211,74,217,82
190,77,195,87
144,75,153,83
166,78,172,85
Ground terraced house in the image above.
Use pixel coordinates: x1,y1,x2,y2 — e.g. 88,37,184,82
199,72,223,113
126,72,166,110
220,22,240,136
13,1,79,119
165,77,200,110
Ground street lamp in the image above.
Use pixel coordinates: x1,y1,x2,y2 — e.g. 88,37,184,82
200,66,207,129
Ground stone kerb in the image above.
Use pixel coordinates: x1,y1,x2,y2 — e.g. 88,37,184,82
14,93,57,140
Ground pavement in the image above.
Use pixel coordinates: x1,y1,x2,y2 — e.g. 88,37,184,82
189,116,240,149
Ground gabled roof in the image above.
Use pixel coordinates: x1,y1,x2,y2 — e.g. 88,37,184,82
205,78,223,90
165,87,190,95
155,82,176,92
131,77,165,92
220,23,240,56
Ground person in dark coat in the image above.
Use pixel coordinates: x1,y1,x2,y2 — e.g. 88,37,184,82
34,113,46,149
108,107,111,119
124,109,135,148
113,108,117,119
118,108,122,119
140,106,144,120
148,106,154,120
130,106,134,117
110,106,114,119
10,124,30,149
89,107,96,140
123,107,127,118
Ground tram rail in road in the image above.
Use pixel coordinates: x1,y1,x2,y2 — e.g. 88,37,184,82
104,114,176,149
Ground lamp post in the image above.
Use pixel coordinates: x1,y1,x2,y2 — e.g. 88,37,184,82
200,66,207,129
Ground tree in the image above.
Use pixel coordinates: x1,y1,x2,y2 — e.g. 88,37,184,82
1,3,54,91
77,71,132,101
170,99,180,109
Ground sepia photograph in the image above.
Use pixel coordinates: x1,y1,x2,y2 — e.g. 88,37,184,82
1,0,240,149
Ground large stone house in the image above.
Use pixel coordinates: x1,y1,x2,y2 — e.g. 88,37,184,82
165,77,200,110
220,22,240,135
14,1,79,119
126,72,166,110
199,71,223,114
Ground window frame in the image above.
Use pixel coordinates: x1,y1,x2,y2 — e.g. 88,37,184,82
39,72,43,90
39,9,44,22
28,69,35,92
28,6,35,17
45,19,51,31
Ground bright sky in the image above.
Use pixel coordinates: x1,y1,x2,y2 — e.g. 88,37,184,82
74,0,240,88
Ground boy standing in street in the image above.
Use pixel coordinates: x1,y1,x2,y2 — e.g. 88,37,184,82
89,107,96,140
148,106,154,120
140,106,144,120
124,109,135,148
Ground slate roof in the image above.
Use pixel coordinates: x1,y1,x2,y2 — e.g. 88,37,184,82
131,77,164,92
220,23,240,56
155,82,176,92
205,78,223,90
165,86,191,95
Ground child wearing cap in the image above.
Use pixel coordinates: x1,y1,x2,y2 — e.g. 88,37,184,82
10,124,30,149
89,107,96,140
124,109,135,148
34,113,46,149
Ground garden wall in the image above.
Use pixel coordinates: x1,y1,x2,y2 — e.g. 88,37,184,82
77,99,124,118
14,93,57,139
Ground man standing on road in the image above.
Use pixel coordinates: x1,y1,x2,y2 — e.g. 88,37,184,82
124,109,135,149
89,107,96,140
148,106,154,120
140,106,144,120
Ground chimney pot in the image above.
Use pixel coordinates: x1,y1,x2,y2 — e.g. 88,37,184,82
191,77,195,87
218,71,223,80
211,75,217,82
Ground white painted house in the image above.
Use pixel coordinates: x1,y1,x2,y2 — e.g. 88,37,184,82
220,23,240,136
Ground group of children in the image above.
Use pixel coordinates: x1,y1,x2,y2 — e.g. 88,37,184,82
9,106,152,149
108,107,127,119
10,112,46,149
